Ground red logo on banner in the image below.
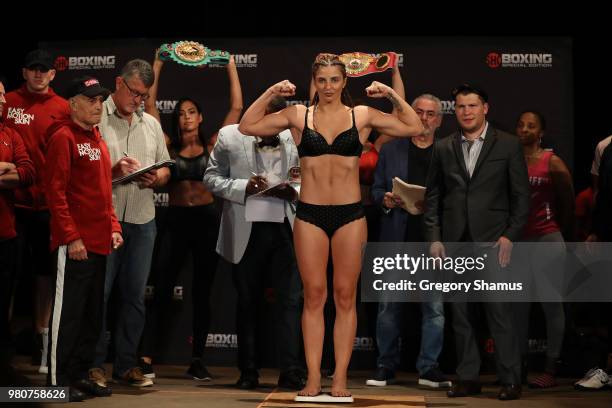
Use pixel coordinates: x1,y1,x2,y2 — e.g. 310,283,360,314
486,53,502,69
485,338,496,353
54,56,68,71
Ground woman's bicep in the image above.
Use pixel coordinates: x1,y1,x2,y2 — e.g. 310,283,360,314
366,107,415,138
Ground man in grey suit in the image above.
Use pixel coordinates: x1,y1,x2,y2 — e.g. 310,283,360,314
203,97,305,390
424,84,530,401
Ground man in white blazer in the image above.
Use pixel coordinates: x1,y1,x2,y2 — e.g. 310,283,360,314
203,97,304,391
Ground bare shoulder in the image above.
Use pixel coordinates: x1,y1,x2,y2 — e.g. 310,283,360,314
550,154,570,172
281,103,304,120
353,104,371,116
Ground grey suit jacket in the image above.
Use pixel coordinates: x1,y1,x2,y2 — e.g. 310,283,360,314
203,124,299,264
424,125,530,242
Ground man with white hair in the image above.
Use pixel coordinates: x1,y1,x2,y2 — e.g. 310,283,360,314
367,94,451,389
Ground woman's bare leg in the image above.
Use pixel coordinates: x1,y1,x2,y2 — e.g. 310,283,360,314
330,218,367,397
294,219,329,396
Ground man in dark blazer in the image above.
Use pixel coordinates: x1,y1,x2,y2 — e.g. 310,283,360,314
367,94,450,389
424,84,530,400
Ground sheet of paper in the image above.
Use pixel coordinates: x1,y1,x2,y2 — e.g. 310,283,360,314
392,177,426,215
245,196,286,222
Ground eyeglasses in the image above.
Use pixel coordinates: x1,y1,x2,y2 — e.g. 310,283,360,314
415,109,439,119
122,78,149,101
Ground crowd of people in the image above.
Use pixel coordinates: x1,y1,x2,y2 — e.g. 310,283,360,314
0,47,611,403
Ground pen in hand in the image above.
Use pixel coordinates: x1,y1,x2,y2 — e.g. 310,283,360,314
249,171,268,192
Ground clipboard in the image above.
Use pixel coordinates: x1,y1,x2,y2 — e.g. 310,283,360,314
251,181,299,201
112,159,176,185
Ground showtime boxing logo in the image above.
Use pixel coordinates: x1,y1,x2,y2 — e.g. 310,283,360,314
54,55,116,71
440,100,455,115
54,56,69,71
233,54,258,68
173,286,183,301
156,100,178,115
286,100,310,107
154,193,169,207
353,337,375,351
77,143,101,161
397,53,404,67
6,107,34,125
487,52,553,69
206,333,238,349
486,53,502,68
209,54,257,68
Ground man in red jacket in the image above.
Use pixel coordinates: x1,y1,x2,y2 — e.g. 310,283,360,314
0,74,35,385
1,49,70,373
45,76,123,402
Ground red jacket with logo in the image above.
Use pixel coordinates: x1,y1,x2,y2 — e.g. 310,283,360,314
45,120,121,255
0,123,35,240
1,84,70,210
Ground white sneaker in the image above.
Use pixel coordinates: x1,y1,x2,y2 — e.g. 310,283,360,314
365,367,396,387
575,368,610,390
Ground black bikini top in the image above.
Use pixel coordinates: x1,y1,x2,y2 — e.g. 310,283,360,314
298,107,363,158
170,152,209,182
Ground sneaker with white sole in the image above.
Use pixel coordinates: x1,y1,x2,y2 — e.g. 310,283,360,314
186,359,212,381
366,367,396,387
575,368,610,390
138,358,156,379
418,367,452,388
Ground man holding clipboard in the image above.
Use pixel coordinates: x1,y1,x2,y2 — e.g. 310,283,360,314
203,96,306,391
91,59,170,388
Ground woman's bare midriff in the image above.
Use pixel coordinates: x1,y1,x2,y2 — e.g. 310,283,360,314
298,155,361,204
168,180,214,207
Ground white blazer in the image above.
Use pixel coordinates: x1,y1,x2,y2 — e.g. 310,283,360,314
203,124,298,264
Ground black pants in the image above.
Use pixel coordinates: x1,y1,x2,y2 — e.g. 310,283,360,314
15,208,53,276
451,240,521,384
0,239,17,371
47,248,106,386
232,220,303,373
452,301,521,383
142,204,219,360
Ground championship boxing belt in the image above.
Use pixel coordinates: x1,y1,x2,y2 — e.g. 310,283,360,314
338,52,398,77
159,41,230,67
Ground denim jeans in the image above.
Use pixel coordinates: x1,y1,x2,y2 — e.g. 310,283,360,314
94,220,156,377
376,301,445,375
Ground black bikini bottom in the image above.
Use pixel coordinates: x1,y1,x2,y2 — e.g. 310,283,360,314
295,201,365,238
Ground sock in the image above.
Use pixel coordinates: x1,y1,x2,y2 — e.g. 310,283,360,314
40,328,49,368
